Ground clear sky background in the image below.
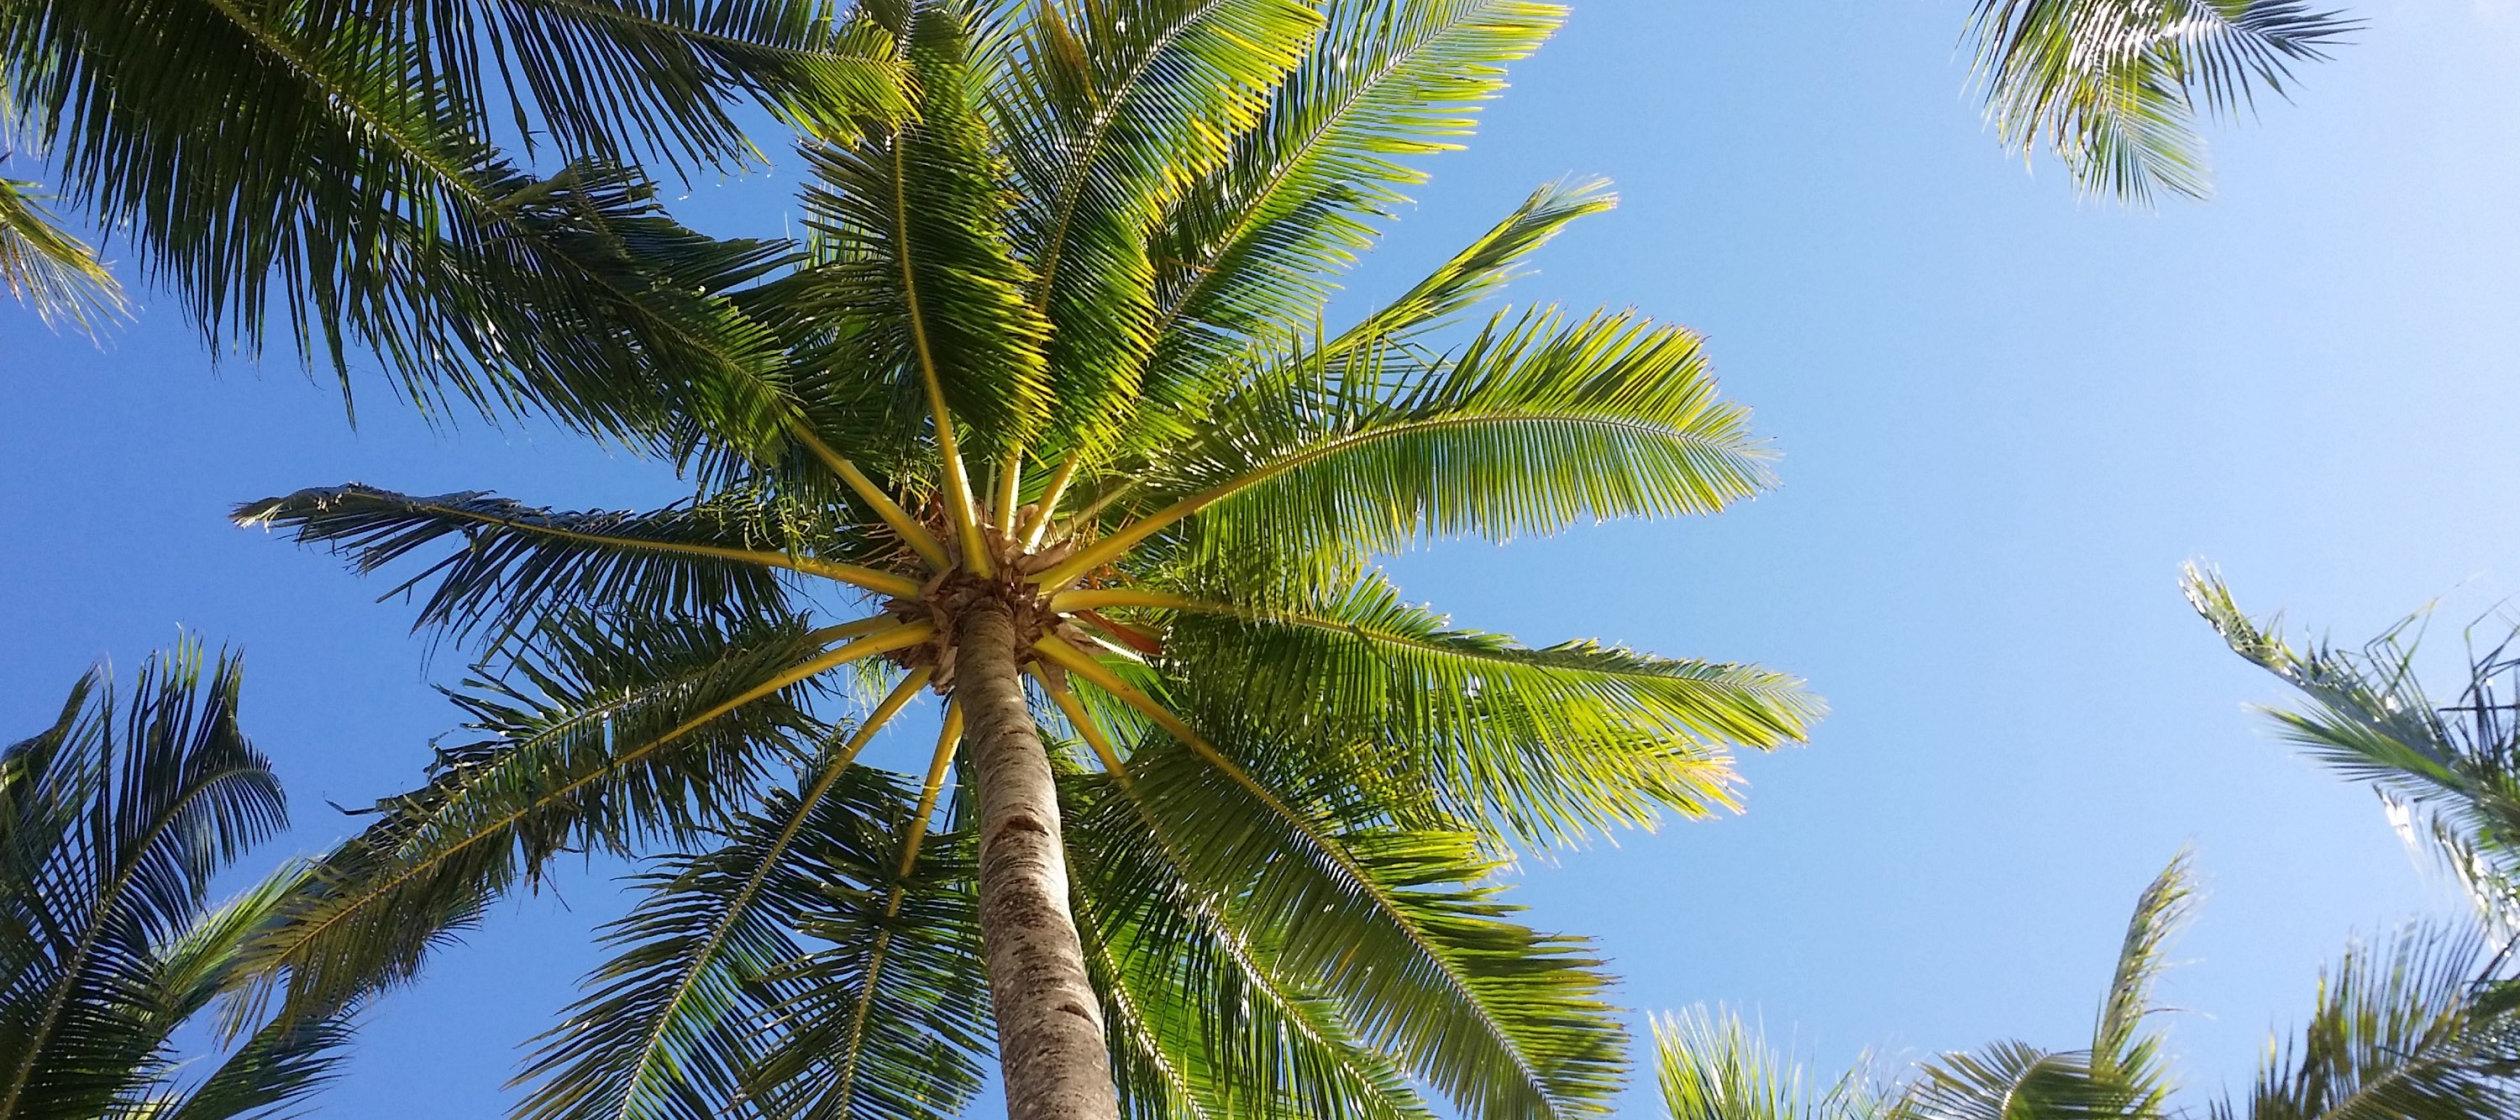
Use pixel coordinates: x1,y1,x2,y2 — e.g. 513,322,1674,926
6,1,2520,1115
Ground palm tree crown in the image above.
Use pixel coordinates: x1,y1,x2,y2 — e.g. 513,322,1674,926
228,0,1821,1117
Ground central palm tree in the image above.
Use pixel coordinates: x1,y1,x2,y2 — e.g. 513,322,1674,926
232,0,1819,1116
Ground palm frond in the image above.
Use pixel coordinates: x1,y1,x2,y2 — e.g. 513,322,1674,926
0,642,286,1120
1964,0,2358,203
439,0,910,165
793,0,1054,464
1136,0,1565,426
512,753,977,1120
233,484,889,651
228,613,832,1026
1894,1042,2110,1120
1,0,906,412
1091,736,1628,1120
151,865,359,1120
1047,308,1771,590
1329,177,1615,351
0,176,123,334
1066,767,1439,1120
730,778,989,1120
1127,573,1813,845
1000,0,1322,457
2089,854,2194,1115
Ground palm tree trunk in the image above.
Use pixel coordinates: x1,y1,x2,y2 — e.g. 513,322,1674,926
953,598,1122,1120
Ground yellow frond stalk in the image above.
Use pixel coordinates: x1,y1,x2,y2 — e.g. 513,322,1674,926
1031,635,1287,817
1037,672,1132,790
894,702,965,908
1020,454,1085,549
993,453,1023,535
1047,588,1196,614
805,615,906,647
839,667,935,768
791,425,950,571
658,623,934,756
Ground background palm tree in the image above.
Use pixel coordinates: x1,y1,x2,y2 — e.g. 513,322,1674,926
1645,567,2520,1120
1652,855,2520,1120
219,0,1822,1117
1,640,352,1120
0,0,904,399
1960,0,2359,204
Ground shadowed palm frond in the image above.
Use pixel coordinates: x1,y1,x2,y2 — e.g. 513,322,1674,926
230,613,835,1027
232,484,883,651
1964,0,2357,203
729,773,989,1120
514,756,984,1120
793,1,1054,467
1,0,905,419
1086,736,1626,1120
0,642,330,1120
1053,754,1440,1120
150,866,361,1120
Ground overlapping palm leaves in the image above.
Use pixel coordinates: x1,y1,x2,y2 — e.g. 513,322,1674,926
0,0,905,421
1653,856,2520,1120
0,641,353,1120
1961,0,2358,203
224,0,1820,1116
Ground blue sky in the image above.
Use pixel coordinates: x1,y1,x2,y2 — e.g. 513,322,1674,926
7,1,2520,1115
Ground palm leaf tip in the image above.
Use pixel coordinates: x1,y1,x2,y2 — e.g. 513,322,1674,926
1652,1007,1880,1120
0,177,126,335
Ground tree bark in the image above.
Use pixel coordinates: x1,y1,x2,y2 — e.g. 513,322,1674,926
953,598,1121,1120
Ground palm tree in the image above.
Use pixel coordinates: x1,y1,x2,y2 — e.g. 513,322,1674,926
2186,565,2520,932
1960,0,2359,204
0,0,904,393
1,640,353,1120
1652,855,2520,1120
224,0,1822,1117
